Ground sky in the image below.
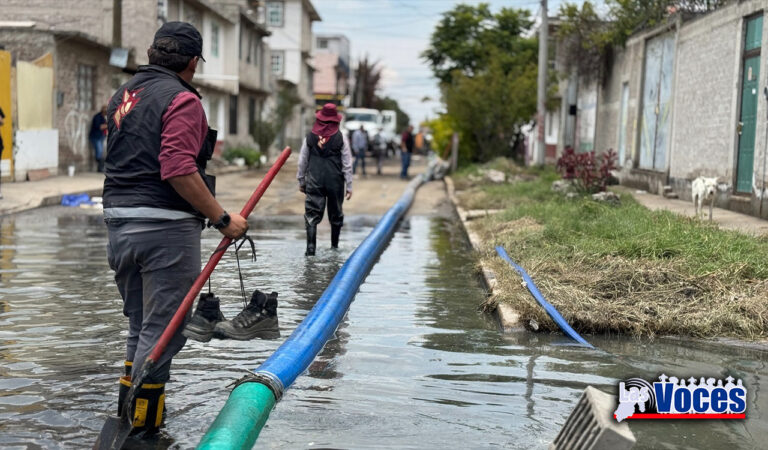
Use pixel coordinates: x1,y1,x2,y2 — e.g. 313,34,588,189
311,0,602,125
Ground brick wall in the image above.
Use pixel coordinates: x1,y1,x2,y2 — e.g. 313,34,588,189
2,0,113,45
54,38,125,173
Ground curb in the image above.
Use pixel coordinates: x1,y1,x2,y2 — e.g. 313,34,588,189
443,176,522,331
1,186,105,217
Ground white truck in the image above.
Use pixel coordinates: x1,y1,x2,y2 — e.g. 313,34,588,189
343,108,382,137
380,110,398,149
343,108,398,151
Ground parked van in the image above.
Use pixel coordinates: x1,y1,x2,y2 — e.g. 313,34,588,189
343,108,382,137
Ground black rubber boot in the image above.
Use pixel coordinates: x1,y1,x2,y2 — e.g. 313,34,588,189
129,382,166,437
305,225,317,256
182,293,225,342
331,225,341,249
124,360,133,376
213,290,279,340
117,375,131,417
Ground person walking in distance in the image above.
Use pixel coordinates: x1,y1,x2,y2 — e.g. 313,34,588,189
372,128,386,175
400,125,414,180
90,105,108,172
102,22,247,437
351,125,367,176
297,103,353,256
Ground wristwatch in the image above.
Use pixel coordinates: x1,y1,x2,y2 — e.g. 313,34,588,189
210,212,231,230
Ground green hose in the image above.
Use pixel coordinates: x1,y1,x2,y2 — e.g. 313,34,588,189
196,382,276,449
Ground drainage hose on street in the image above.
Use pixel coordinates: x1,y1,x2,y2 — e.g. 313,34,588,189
495,246,593,349
198,176,425,449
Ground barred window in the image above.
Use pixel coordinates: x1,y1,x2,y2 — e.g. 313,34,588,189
77,65,94,111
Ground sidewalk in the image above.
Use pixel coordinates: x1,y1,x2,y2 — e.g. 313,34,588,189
614,186,768,236
0,172,105,216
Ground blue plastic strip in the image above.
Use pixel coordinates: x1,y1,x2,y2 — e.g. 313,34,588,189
255,176,423,389
495,246,594,348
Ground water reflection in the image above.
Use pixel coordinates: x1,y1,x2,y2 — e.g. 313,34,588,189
0,208,767,449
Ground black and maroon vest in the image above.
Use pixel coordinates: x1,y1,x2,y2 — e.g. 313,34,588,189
305,131,344,191
103,65,215,218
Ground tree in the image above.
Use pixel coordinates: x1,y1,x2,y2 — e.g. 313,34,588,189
374,96,410,132
444,53,537,163
607,0,730,44
352,56,382,108
422,4,534,84
423,4,540,162
557,2,611,82
255,83,300,152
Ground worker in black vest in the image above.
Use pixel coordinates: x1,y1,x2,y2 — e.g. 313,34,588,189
102,22,247,436
297,103,353,256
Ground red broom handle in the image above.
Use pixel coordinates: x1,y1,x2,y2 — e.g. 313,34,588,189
148,147,292,363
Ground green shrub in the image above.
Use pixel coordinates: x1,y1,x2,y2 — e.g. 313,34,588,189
222,146,262,167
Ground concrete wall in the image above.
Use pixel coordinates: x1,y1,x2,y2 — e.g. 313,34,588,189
2,0,113,45
55,38,124,172
582,1,768,215
14,130,58,179
668,2,768,195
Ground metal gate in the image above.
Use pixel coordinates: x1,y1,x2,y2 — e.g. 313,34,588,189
639,32,676,171
736,15,763,193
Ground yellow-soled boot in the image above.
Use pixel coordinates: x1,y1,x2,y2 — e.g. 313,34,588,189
130,383,166,436
117,375,132,417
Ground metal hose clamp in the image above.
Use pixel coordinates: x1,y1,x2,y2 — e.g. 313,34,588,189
231,370,285,402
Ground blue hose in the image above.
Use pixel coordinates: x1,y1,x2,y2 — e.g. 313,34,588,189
257,176,423,387
198,176,424,448
495,246,593,348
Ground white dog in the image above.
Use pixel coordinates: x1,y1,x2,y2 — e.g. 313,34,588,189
692,176,717,220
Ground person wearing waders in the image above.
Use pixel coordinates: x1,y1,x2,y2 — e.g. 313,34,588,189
102,22,248,437
297,103,353,256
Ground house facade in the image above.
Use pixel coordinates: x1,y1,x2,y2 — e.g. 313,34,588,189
264,0,320,150
554,1,768,218
0,0,278,179
312,33,350,111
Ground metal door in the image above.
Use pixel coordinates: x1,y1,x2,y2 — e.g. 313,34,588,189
639,32,675,170
618,83,630,166
736,15,763,193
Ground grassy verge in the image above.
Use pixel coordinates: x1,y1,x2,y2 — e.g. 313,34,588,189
453,161,768,339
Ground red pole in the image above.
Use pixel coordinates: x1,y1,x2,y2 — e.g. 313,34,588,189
148,147,292,363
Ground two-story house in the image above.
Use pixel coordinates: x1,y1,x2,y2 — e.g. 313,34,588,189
264,0,320,149
312,34,350,111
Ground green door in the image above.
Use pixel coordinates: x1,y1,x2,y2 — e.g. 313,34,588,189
737,16,762,193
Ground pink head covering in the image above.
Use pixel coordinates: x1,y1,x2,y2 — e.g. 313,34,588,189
312,103,342,139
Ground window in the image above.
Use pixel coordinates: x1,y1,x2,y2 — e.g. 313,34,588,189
318,39,328,49
211,21,220,58
77,64,94,111
229,95,238,135
267,1,284,27
248,97,256,136
271,51,284,76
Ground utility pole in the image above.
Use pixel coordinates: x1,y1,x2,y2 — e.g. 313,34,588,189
536,0,548,166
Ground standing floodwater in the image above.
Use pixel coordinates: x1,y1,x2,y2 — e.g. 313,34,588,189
1,208,767,449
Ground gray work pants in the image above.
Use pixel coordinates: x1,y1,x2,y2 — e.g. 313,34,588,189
106,218,202,383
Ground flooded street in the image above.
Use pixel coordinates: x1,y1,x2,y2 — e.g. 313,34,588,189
1,207,767,449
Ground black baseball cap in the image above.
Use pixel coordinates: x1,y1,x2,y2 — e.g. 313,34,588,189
152,21,206,62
